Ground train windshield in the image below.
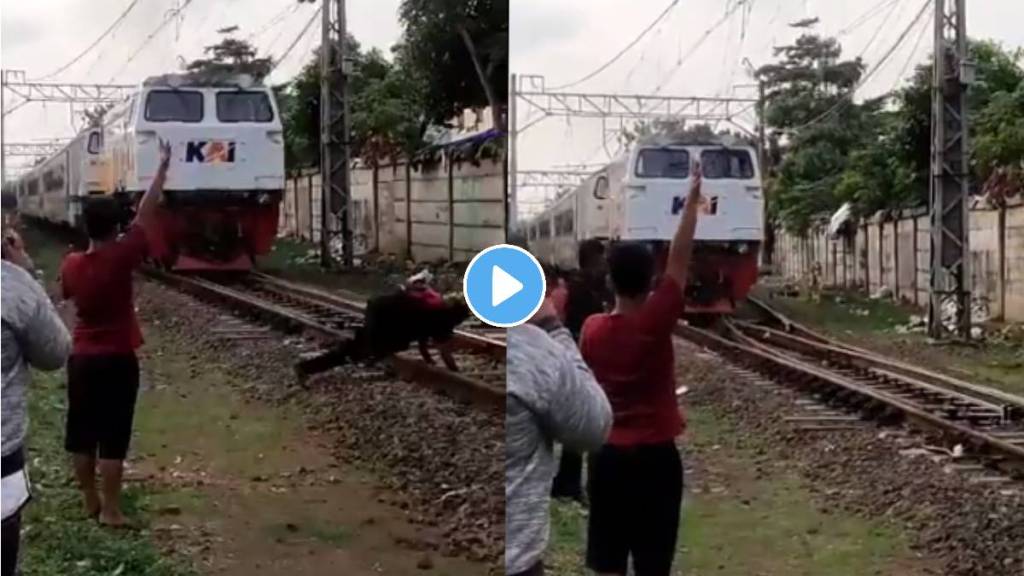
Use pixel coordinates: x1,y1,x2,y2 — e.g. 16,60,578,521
635,148,690,179
216,91,274,123
700,149,755,179
145,90,203,123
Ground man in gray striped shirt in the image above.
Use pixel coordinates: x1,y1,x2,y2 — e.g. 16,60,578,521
506,295,612,575
2,234,73,576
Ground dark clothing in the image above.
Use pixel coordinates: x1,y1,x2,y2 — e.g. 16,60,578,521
563,271,610,340
551,270,609,501
580,276,686,446
65,354,140,460
2,511,20,576
586,441,684,576
294,290,468,379
363,289,468,357
550,448,584,501
60,226,148,355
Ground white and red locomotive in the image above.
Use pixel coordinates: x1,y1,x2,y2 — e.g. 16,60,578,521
525,137,764,316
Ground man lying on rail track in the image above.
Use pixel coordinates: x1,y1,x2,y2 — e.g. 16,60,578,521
58,139,171,528
294,272,470,379
578,161,701,576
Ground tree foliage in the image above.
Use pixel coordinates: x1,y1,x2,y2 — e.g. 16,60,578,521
278,37,426,171
620,118,754,148
762,34,1024,233
186,37,274,81
398,0,508,128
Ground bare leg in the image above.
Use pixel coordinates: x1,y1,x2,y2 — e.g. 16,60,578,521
98,459,128,526
72,453,101,518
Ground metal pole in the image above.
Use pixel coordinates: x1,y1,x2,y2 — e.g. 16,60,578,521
319,3,331,265
927,0,971,340
508,73,518,233
1,72,6,187
319,0,352,268
757,78,769,268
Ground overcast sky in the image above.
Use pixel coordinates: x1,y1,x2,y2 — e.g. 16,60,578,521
511,0,1024,217
1,0,402,174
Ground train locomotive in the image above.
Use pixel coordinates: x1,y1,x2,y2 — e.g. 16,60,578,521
13,72,284,271
525,138,764,317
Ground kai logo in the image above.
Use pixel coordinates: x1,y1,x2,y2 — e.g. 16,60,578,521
671,195,717,215
185,141,236,164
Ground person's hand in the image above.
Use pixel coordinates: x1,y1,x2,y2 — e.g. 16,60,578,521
528,295,559,327
688,160,702,200
3,230,33,271
158,138,172,169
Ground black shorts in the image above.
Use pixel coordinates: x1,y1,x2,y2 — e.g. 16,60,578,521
586,441,684,576
65,353,140,460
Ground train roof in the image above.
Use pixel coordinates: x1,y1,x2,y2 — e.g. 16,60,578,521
142,72,265,89
634,133,753,148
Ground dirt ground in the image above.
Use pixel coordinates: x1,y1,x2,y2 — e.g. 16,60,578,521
129,326,486,575
15,225,500,575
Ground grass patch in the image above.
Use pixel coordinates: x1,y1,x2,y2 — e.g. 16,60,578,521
769,292,914,336
19,371,194,576
255,237,394,298
545,407,922,576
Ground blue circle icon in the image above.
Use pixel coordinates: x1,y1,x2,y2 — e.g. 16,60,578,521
463,244,546,328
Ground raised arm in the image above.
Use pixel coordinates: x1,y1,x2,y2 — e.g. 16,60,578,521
133,138,171,229
663,161,703,292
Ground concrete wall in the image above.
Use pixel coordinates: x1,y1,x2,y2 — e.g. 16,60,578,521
278,156,505,264
774,198,1024,322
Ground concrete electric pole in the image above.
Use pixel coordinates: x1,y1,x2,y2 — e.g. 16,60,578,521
928,0,973,340
318,0,353,268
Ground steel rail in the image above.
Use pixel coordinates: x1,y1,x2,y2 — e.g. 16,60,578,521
248,272,507,360
745,296,1024,418
675,321,1024,471
143,269,504,410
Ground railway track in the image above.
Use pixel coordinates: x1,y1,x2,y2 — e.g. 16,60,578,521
675,301,1024,476
143,269,505,410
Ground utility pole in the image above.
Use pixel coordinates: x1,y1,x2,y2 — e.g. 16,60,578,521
1,71,7,187
742,58,771,268
319,0,353,268
508,73,518,232
928,0,972,340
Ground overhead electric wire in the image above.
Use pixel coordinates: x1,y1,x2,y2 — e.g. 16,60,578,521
33,0,145,80
268,4,322,76
247,2,300,42
895,5,932,81
789,0,932,132
548,0,680,91
837,0,900,37
653,0,748,95
856,0,904,59
107,0,198,83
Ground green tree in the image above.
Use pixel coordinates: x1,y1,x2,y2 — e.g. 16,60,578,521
398,0,508,130
186,37,273,81
757,34,877,232
279,38,426,170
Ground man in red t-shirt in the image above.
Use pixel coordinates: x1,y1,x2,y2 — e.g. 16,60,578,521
579,162,702,576
60,139,171,527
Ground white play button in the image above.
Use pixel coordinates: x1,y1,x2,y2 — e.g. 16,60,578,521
491,265,524,307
